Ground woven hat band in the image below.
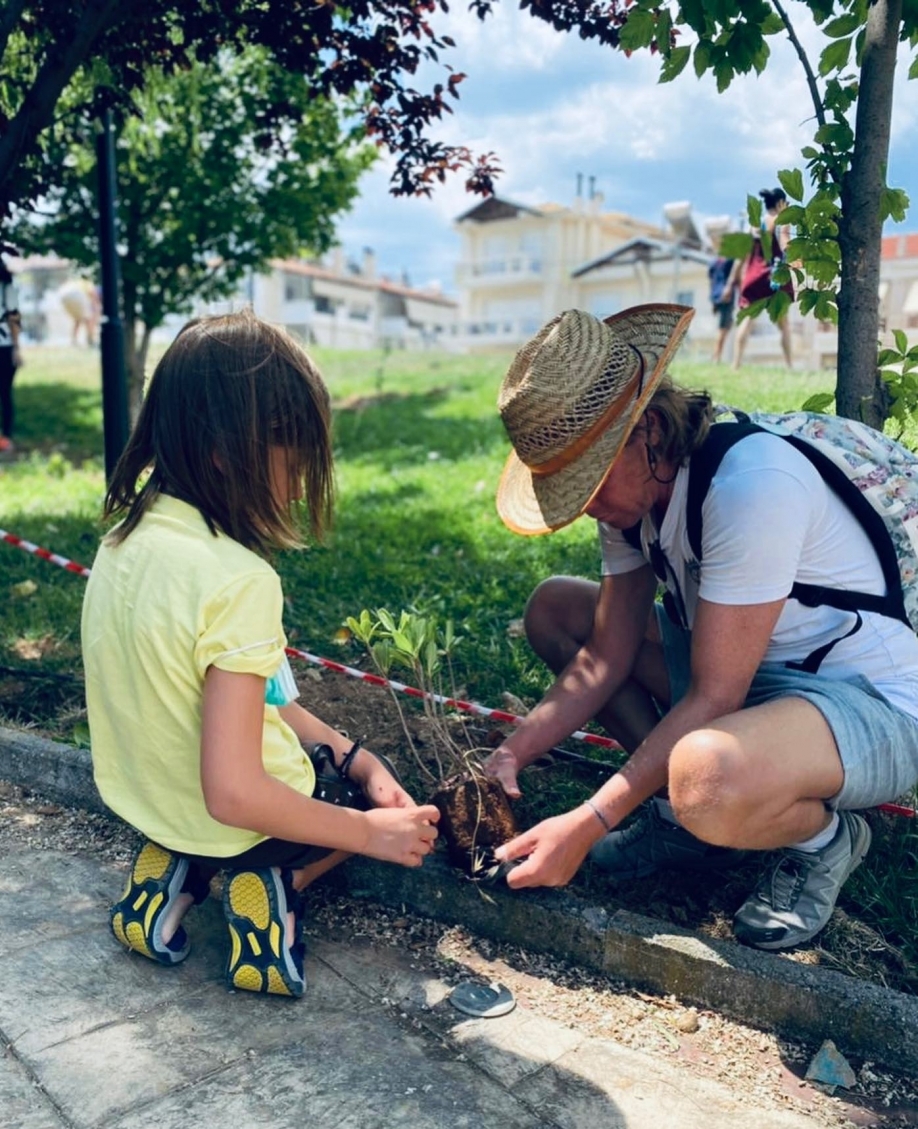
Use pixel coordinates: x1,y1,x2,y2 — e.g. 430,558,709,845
530,366,642,478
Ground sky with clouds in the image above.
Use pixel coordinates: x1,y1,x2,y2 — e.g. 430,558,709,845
337,3,918,297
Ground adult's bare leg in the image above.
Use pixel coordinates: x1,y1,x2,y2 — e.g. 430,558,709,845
523,576,667,752
668,696,843,849
732,314,752,369
779,315,793,369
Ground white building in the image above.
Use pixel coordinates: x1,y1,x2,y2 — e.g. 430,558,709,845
200,250,459,351
452,191,918,369
10,249,458,352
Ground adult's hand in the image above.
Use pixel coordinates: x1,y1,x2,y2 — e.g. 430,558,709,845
483,746,522,799
494,806,601,889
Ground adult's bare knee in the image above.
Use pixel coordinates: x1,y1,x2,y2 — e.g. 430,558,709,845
524,576,598,674
669,730,752,846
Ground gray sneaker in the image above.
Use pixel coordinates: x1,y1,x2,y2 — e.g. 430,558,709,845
589,802,745,881
733,811,872,951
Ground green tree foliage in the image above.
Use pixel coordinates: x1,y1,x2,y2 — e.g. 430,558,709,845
0,0,499,221
11,50,375,412
519,0,915,427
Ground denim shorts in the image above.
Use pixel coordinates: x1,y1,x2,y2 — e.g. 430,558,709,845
657,606,918,810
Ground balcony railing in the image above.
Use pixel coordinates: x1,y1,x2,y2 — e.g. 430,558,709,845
456,257,543,284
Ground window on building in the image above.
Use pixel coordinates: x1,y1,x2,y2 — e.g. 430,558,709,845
314,295,333,314
284,274,309,302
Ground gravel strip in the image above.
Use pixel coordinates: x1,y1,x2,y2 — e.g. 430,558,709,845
2,778,916,1127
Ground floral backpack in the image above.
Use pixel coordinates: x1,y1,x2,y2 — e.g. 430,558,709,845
680,409,918,659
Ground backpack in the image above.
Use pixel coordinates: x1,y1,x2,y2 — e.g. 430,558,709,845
625,408,918,671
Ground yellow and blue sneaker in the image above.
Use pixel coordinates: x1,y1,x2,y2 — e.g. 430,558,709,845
110,841,202,965
223,867,305,998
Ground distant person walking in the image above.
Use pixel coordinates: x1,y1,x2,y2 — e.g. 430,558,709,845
58,277,101,348
707,236,735,364
731,188,794,370
0,258,21,453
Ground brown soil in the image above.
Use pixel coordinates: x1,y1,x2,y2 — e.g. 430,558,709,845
430,772,518,875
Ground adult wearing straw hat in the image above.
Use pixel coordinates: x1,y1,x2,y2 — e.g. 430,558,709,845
485,305,918,952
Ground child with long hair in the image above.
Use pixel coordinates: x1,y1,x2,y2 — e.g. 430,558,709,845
82,310,439,998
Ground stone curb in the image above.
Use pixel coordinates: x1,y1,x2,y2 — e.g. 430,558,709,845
3,725,917,1075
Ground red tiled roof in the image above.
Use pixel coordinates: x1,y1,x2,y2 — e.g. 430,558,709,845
269,258,456,308
882,233,918,260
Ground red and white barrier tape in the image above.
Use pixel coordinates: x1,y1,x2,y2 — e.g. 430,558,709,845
3,526,916,819
282,645,619,750
2,528,92,579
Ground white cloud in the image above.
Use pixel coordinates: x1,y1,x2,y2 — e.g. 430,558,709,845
337,4,918,291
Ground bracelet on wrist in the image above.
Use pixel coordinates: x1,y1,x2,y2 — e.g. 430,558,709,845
338,737,365,780
584,798,611,833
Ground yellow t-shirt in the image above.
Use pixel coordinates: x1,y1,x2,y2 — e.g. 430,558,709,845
81,495,315,856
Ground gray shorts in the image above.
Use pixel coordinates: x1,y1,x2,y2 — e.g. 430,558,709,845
657,606,918,810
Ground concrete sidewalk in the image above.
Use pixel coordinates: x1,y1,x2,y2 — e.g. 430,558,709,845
0,844,834,1129
3,726,918,1079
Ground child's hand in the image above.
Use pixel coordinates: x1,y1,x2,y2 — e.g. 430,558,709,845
362,805,440,867
350,748,415,809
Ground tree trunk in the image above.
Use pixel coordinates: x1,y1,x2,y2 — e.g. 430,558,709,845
123,317,149,424
835,0,900,428
0,0,128,214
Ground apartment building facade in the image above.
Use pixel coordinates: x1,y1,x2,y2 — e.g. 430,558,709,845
453,192,918,369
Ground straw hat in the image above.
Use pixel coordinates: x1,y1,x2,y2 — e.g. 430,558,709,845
496,304,695,535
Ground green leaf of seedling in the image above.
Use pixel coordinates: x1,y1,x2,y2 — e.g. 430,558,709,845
376,607,397,633
370,640,394,675
746,194,762,229
878,348,903,366
895,329,909,354
424,638,440,679
390,629,417,656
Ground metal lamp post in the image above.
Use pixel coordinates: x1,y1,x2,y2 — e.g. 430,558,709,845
96,107,129,481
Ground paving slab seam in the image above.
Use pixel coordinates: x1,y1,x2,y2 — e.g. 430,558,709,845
4,726,917,1077
309,948,567,1129
2,1032,80,1129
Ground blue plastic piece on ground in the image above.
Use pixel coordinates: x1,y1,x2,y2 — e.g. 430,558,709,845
805,1040,857,1089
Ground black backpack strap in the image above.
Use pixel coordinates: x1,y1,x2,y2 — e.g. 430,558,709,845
779,436,909,628
686,417,764,561
686,418,910,642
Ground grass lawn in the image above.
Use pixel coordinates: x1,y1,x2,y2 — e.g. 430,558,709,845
1,339,916,982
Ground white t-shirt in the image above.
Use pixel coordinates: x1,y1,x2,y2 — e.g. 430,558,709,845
600,432,918,720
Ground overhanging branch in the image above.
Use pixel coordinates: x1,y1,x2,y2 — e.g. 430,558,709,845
770,0,827,132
